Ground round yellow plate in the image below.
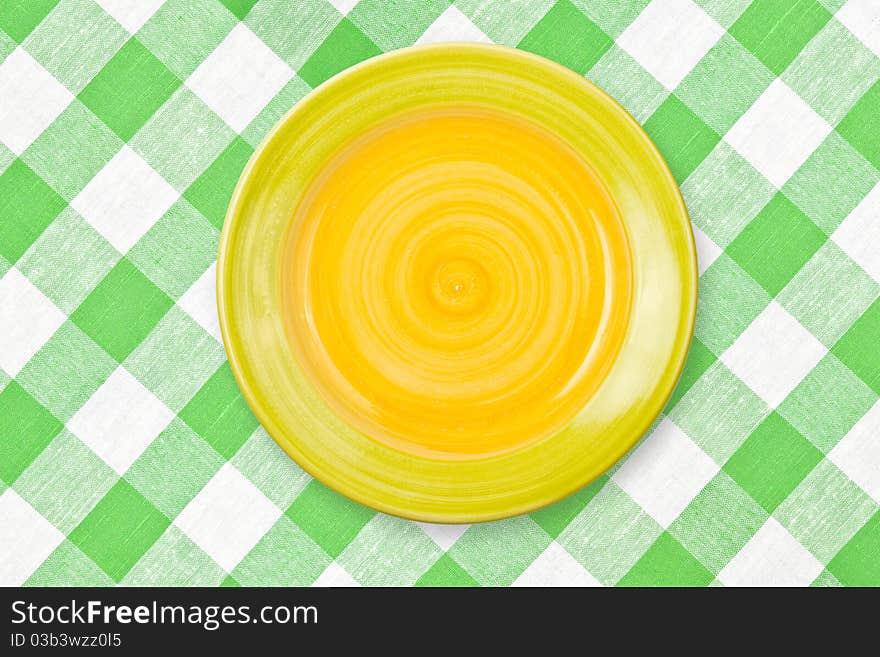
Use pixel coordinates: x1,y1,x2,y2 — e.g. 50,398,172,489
217,43,697,523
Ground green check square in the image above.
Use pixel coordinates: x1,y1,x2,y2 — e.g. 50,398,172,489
588,46,667,123
617,532,714,587
692,254,771,356
125,418,223,519
0,159,66,264
126,199,218,300
337,514,442,586
14,430,117,533
447,516,552,586
530,474,607,538
778,353,878,454
643,95,720,184
723,412,823,514
675,34,773,135
24,541,113,587
837,79,880,170
135,0,237,79
775,460,878,563
569,0,648,38
244,0,340,70
121,525,226,586
351,0,451,51
298,18,381,88
16,321,116,422
230,427,312,510
78,38,181,141
70,257,174,362
669,361,770,464
416,554,480,587
669,471,768,574
123,306,225,412
232,516,331,586
184,137,254,230
0,382,63,485
782,19,880,125
729,0,831,76
832,298,880,395
286,479,375,558
782,132,880,236
240,76,311,148
16,207,120,314
681,142,776,248
178,361,259,459
21,100,123,201
827,511,880,586
0,0,59,42
69,478,170,582
456,0,554,45
777,241,879,348
665,337,717,411
726,193,827,297
518,0,613,75
129,87,235,191
21,0,128,94
557,481,662,586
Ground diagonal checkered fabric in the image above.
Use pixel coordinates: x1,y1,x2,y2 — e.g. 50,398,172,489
1,0,879,588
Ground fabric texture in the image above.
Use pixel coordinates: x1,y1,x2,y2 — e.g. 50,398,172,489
1,0,879,587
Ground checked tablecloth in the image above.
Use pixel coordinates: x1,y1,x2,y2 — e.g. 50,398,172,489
2,0,880,588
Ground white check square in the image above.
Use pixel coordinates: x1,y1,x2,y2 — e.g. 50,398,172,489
68,367,174,474
177,263,221,342
0,490,64,586
175,463,281,572
94,0,167,33
186,23,293,133
617,0,724,90
692,224,722,275
71,145,178,254
832,181,880,282
837,0,880,59
613,417,718,527
415,522,470,551
721,301,826,407
0,48,73,155
513,542,601,587
416,6,491,45
724,79,832,188
829,401,880,504
719,518,823,586
313,562,360,587
0,268,65,377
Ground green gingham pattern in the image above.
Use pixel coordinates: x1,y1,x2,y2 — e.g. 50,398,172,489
1,0,879,588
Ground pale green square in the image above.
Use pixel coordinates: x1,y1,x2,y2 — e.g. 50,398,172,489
245,0,340,69
14,430,117,533
782,131,880,236
775,460,878,563
676,34,773,134
569,0,648,38
240,76,311,148
456,0,554,45
693,254,772,356
21,100,123,201
0,29,15,63
557,481,663,586
588,45,668,123
125,418,224,518
777,354,878,454
22,0,128,94
694,0,752,27
16,321,116,422
121,525,226,585
447,516,552,586
16,207,121,314
783,19,880,125
338,514,442,586
681,142,777,248
669,471,768,574
0,143,14,176
126,198,218,300
230,427,312,510
777,241,880,348
232,516,330,586
669,361,770,464
124,306,225,412
350,0,451,51
812,569,843,587
25,541,114,586
135,0,237,79
129,87,235,191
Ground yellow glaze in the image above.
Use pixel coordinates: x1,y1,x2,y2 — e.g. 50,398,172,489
217,44,697,522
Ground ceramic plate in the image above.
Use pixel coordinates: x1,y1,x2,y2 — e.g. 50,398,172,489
217,43,697,523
